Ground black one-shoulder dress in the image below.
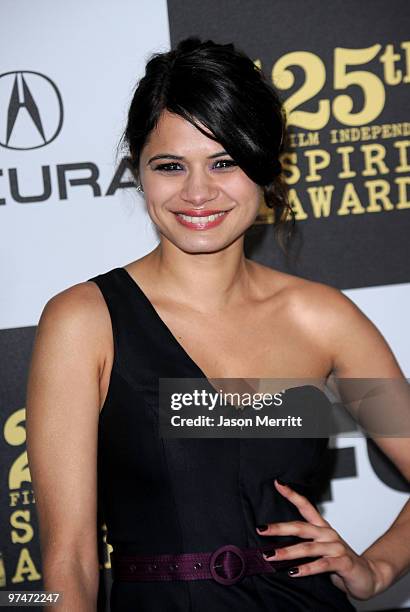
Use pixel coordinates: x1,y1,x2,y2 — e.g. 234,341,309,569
89,266,356,612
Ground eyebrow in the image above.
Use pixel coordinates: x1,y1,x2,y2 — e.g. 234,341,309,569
147,150,229,165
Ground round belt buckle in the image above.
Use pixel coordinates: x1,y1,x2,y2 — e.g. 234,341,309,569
209,544,247,585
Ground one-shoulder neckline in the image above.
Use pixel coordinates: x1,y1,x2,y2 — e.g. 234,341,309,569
113,266,327,400
116,266,210,379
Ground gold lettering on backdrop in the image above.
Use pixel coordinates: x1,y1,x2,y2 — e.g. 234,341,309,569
394,140,410,172
333,45,385,126
281,152,300,185
336,147,356,178
3,408,40,587
10,511,34,544
380,44,403,85
305,149,331,181
280,178,410,218
338,183,366,215
255,45,409,222
288,189,308,220
361,144,389,176
259,140,410,220
9,490,35,506
396,177,410,209
5,410,31,490
9,452,30,490
3,406,113,586
4,409,26,446
288,131,320,147
272,51,330,130
401,42,410,82
0,552,6,587
364,180,394,212
306,186,335,217
330,123,410,144
11,548,41,584
100,523,113,570
265,42,409,129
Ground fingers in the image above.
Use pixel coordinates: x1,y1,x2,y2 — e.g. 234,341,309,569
256,520,335,540
262,540,347,562
282,553,354,578
257,481,357,583
274,479,328,527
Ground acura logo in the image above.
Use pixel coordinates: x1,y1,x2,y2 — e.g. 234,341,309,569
0,71,63,150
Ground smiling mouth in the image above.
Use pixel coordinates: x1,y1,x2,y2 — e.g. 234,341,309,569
173,209,231,230
177,211,226,223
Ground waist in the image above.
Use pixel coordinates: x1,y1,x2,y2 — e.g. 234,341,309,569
110,542,315,586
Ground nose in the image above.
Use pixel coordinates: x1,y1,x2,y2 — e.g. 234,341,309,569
179,168,219,207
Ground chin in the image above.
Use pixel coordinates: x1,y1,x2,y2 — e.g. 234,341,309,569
156,223,247,253
174,235,242,255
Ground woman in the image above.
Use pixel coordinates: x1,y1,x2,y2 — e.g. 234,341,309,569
26,38,410,611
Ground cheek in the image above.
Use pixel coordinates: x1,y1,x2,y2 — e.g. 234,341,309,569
224,177,261,212
224,172,259,195
144,175,175,198
144,179,179,218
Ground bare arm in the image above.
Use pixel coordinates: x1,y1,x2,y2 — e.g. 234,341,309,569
321,285,410,596
26,282,108,611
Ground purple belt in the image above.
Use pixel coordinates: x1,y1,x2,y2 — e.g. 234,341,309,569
111,543,315,586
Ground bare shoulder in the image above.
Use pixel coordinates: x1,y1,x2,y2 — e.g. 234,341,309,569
252,260,346,318
37,278,111,372
43,277,106,319
274,271,359,325
253,261,403,377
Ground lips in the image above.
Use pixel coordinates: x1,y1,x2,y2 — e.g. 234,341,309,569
172,209,230,217
173,209,231,230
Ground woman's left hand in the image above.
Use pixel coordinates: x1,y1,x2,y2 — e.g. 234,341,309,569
256,479,382,601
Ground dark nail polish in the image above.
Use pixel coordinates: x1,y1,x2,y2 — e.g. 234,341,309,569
276,478,288,486
263,549,276,558
288,567,299,575
256,524,268,531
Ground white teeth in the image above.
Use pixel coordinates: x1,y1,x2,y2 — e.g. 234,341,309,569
177,212,226,223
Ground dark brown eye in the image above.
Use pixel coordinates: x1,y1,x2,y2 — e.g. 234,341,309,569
213,159,237,169
153,162,183,172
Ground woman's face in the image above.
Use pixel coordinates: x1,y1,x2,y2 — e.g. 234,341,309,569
138,110,262,254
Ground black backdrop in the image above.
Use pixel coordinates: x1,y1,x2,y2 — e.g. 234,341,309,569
168,0,410,290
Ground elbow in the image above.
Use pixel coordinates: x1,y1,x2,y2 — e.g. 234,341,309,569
41,552,100,611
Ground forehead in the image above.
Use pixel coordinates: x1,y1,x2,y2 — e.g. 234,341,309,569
142,109,222,155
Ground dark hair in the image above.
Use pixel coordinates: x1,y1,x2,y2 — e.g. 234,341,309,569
121,37,295,249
